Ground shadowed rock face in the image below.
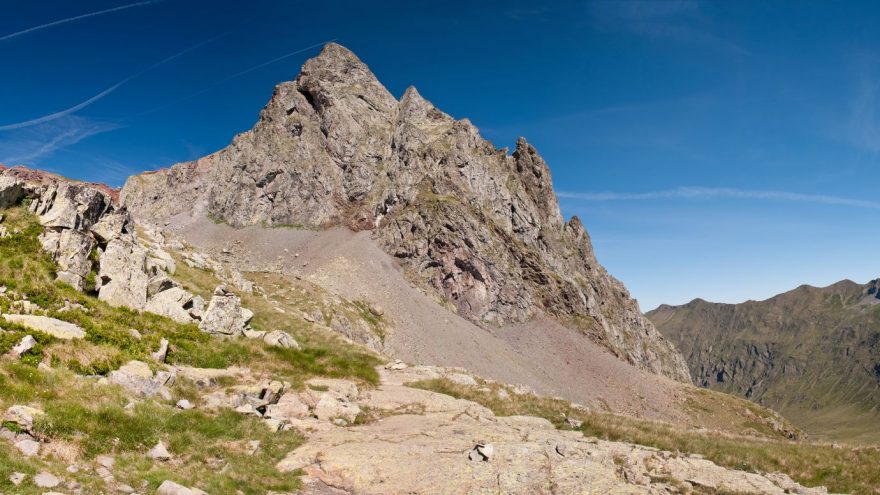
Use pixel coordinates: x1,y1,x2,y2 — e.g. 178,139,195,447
648,278,880,440
121,43,690,382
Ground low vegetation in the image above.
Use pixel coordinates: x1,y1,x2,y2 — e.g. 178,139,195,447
0,205,384,492
409,378,880,495
0,363,304,494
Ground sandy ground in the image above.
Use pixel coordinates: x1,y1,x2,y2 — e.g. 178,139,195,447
161,211,689,422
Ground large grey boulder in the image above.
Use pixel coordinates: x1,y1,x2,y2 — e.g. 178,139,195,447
33,182,111,230
89,210,132,244
39,229,95,290
144,287,197,324
107,360,175,400
97,238,150,310
198,286,253,336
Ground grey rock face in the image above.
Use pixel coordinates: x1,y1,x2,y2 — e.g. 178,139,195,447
121,43,690,382
0,176,25,208
39,229,95,291
32,182,111,230
97,238,150,309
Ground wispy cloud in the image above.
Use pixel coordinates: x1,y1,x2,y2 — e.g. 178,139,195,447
0,0,164,42
558,187,880,209
843,68,880,154
0,116,121,165
0,30,232,132
588,0,744,54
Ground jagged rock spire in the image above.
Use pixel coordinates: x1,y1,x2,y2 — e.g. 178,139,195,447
121,43,692,382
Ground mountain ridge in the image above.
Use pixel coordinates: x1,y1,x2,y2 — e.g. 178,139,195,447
121,42,691,382
648,276,880,442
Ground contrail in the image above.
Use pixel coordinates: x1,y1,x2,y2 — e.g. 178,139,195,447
558,187,880,209
0,0,164,42
134,39,334,118
0,31,232,131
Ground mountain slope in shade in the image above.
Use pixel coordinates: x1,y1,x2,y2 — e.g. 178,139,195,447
121,43,690,382
647,278,880,442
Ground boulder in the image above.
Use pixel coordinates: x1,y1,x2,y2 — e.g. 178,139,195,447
314,394,361,423
8,471,26,485
0,176,24,208
89,211,131,244
97,238,150,310
150,338,169,363
144,287,196,324
33,471,61,488
4,404,44,432
199,286,252,336
148,441,172,461
2,315,85,340
107,361,175,400
264,393,310,421
146,246,177,275
263,330,300,350
39,229,95,291
157,480,208,495
146,275,179,298
9,334,37,358
14,438,40,457
34,182,110,231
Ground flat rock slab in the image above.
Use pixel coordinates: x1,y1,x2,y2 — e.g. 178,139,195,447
2,314,85,340
278,366,829,495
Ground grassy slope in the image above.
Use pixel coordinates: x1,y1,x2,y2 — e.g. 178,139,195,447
410,378,880,495
0,205,381,494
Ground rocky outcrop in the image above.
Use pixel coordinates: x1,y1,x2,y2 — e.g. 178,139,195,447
121,43,690,382
275,365,829,495
0,168,251,332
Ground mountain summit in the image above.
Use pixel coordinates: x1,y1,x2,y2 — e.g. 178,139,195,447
122,43,689,382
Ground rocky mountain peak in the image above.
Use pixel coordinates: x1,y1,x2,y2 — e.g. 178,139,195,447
121,43,691,382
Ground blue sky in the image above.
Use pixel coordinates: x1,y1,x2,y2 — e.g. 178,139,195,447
1,0,878,310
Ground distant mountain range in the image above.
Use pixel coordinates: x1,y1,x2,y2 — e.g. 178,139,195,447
648,278,880,442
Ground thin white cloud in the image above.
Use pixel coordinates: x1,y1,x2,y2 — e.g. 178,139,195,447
588,0,745,54
558,187,880,209
0,32,229,132
0,115,121,165
0,0,164,42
